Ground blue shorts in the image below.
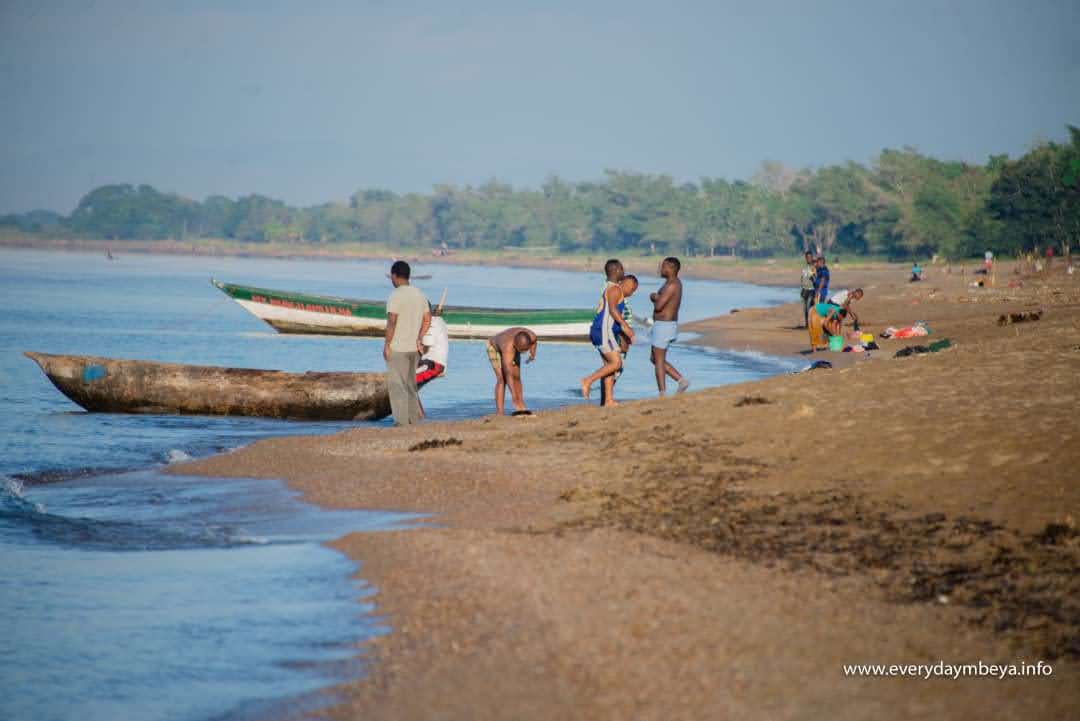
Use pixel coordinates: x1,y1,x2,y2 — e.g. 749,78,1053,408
651,320,678,350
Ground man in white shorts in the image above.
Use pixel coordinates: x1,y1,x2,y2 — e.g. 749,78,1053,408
650,257,690,395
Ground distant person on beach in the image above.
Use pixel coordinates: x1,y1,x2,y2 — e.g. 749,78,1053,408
414,305,449,419
910,262,922,282
384,261,430,425
800,250,816,328
814,255,830,303
650,257,689,395
581,262,636,406
488,326,537,416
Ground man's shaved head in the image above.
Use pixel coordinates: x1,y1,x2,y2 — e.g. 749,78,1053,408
604,258,624,280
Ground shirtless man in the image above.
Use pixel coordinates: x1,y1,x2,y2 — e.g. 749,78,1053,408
650,257,689,395
487,326,538,416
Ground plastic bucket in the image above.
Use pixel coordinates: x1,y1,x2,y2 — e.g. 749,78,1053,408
828,335,844,352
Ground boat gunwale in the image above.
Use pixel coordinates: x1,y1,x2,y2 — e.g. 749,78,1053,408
213,280,595,320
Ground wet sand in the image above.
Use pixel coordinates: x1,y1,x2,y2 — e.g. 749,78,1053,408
174,259,1080,720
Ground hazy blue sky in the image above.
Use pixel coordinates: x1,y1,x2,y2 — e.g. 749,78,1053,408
1,0,1077,213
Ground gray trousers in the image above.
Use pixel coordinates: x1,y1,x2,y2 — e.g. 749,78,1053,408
387,351,421,425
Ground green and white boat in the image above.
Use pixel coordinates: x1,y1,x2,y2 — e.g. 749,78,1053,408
212,280,595,341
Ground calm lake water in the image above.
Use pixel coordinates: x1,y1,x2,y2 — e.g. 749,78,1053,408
0,248,796,721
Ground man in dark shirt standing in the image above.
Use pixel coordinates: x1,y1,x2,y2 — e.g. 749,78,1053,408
814,255,831,304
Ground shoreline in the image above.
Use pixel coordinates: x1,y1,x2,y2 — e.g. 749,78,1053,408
170,260,1080,720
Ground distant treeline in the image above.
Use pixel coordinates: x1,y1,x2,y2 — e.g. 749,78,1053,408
5,127,1078,260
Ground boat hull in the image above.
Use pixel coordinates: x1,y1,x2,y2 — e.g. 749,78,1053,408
25,352,392,421
215,281,593,342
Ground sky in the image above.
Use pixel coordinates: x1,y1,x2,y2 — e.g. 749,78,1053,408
1,0,1077,214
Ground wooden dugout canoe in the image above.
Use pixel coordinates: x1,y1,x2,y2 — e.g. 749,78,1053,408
24,351,392,421
212,280,594,341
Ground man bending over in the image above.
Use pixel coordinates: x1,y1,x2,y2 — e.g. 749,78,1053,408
487,326,538,416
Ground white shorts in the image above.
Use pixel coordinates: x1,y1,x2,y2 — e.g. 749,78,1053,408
651,320,678,350
594,337,619,354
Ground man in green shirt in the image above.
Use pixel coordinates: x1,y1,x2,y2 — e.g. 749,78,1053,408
384,261,430,425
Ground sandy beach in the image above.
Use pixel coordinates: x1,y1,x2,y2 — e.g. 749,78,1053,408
173,259,1080,720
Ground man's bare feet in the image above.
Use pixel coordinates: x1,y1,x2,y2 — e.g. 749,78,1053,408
580,379,590,399
602,399,620,407
677,378,690,393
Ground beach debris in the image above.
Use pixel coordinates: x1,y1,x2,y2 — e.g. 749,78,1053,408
1036,523,1077,546
894,339,951,358
928,339,952,352
734,395,772,407
881,322,930,339
512,410,535,417
997,310,1042,326
798,360,833,372
407,437,463,452
562,482,1080,660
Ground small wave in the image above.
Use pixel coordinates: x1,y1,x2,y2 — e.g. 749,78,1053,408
12,465,144,486
166,449,193,464
231,534,271,546
1,475,272,552
1,474,47,514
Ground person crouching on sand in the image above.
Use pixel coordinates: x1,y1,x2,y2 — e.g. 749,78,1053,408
808,302,845,352
581,260,636,406
415,304,449,419
487,326,538,416
827,287,863,330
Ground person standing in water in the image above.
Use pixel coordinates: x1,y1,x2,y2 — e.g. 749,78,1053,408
603,274,639,406
414,304,449,420
384,261,430,425
581,261,636,406
650,257,689,395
